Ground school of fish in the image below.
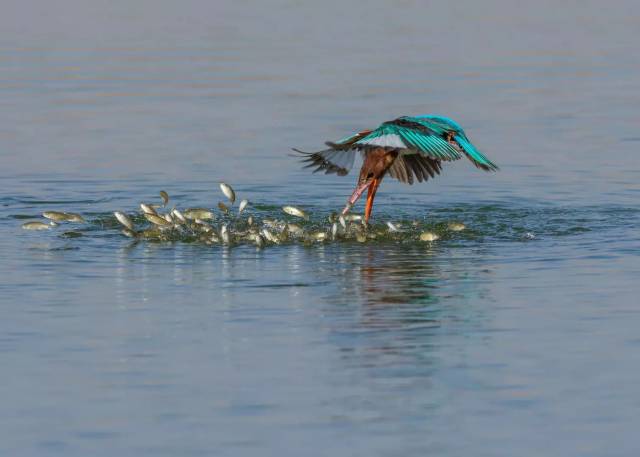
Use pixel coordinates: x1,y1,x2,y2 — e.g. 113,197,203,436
20,182,466,247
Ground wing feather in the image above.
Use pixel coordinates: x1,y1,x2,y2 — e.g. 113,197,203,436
402,157,414,184
388,157,407,183
294,148,356,176
405,155,423,183
387,153,442,185
413,115,499,171
451,134,499,171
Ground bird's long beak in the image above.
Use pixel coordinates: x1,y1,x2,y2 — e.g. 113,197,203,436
342,180,373,215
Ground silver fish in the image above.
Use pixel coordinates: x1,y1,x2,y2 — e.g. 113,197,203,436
171,208,187,223
42,211,75,222
140,203,157,215
238,199,249,214
22,221,50,230
43,211,85,223
447,222,466,232
114,211,135,231
419,232,439,242
183,208,214,220
331,222,338,239
282,206,308,220
64,212,86,223
344,214,363,222
261,228,278,243
386,221,401,232
338,215,347,230
219,182,236,204
310,231,327,241
247,215,254,226
145,213,172,227
159,190,169,206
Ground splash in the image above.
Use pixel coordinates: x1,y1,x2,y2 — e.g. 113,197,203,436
15,185,634,248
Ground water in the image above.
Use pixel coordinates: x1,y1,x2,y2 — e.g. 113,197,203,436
2,1,640,455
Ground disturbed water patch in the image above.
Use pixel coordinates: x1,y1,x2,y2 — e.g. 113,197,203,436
10,184,638,250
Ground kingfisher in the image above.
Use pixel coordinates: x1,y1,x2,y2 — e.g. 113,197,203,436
295,115,499,222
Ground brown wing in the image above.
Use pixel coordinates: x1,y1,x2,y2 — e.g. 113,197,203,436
387,153,442,184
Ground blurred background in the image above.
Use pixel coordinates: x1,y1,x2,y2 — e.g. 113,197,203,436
1,1,639,456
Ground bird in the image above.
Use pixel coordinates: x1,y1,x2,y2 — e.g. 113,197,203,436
295,115,499,222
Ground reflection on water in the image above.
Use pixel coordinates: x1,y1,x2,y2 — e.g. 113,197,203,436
306,245,493,388
335,246,443,307
4,197,640,457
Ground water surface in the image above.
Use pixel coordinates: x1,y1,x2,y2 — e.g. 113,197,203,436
1,1,640,456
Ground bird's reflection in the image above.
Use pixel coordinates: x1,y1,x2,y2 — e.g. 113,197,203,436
306,243,492,386
326,243,444,308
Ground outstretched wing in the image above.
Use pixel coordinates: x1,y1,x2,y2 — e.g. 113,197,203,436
293,148,357,176
450,132,499,171
354,118,463,161
293,129,372,176
415,115,499,171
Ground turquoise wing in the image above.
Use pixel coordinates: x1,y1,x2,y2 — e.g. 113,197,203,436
414,115,499,171
354,119,462,161
451,132,499,171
